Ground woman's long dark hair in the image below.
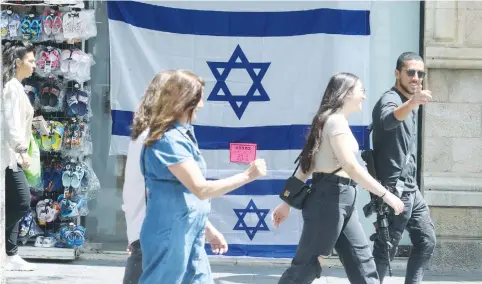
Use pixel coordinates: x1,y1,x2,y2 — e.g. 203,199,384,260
299,72,360,173
2,40,36,87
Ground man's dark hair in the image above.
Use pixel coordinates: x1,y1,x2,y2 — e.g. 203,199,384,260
396,52,423,71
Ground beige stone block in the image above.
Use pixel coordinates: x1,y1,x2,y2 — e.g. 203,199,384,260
423,175,482,193
449,70,482,103
452,138,482,172
463,1,482,10
428,239,482,272
434,2,457,41
427,69,482,103
423,137,452,172
435,1,457,9
466,0,482,11
430,207,482,237
425,190,482,207
424,103,481,138
426,69,449,102
465,10,482,46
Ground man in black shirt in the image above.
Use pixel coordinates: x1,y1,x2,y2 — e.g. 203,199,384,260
371,52,436,284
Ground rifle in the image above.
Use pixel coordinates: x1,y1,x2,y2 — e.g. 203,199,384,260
361,124,394,277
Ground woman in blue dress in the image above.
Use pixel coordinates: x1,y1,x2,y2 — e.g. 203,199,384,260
139,70,267,284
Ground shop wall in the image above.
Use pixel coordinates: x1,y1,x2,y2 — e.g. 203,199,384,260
84,1,127,247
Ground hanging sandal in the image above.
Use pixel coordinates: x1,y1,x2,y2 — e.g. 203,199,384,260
70,163,85,189
62,162,74,187
50,121,65,151
76,90,89,117
42,12,53,36
42,236,57,248
66,90,79,117
34,236,45,247
52,12,63,35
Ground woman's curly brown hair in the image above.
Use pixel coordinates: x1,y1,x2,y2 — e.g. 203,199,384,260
144,70,204,147
130,70,174,140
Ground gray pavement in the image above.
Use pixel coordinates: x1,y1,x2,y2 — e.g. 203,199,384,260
5,254,482,284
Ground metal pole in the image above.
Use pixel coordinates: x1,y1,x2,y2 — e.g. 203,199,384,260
0,40,6,284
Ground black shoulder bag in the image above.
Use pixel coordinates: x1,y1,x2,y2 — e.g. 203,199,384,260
279,156,341,210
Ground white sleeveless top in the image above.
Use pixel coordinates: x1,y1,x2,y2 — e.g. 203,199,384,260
313,113,359,172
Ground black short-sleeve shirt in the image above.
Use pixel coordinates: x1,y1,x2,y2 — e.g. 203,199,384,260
372,87,418,191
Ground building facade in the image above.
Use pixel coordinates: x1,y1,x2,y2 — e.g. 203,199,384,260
2,2,481,279
423,1,482,272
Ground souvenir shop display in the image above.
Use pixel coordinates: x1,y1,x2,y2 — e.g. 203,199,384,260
1,0,98,260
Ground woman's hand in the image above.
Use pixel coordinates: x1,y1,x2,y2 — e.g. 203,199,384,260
206,230,228,255
20,153,30,169
271,202,291,228
245,159,267,180
382,191,404,215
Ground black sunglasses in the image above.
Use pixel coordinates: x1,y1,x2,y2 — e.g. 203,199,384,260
406,69,425,79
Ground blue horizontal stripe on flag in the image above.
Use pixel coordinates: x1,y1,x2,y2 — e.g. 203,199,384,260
111,110,370,150
205,244,297,258
107,1,370,37
223,179,312,196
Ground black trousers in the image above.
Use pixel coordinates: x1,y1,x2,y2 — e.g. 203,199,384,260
123,240,143,284
372,189,436,284
279,173,379,284
5,166,31,256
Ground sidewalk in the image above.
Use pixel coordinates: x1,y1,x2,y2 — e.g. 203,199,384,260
5,253,482,284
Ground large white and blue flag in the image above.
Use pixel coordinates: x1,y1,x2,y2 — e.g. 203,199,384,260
108,1,371,258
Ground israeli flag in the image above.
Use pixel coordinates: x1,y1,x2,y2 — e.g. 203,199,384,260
108,1,371,258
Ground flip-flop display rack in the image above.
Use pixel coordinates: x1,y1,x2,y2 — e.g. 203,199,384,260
1,0,100,260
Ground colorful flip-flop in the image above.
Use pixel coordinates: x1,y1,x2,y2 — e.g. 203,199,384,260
50,121,64,151
41,121,65,152
58,222,85,247
58,194,79,218
52,12,62,35
42,12,53,35
21,14,41,41
1,11,21,40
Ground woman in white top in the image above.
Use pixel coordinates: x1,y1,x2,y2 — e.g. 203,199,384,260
2,41,37,271
122,71,228,284
272,73,404,284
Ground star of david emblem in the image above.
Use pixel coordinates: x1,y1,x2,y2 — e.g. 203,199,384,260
207,45,271,119
233,199,270,240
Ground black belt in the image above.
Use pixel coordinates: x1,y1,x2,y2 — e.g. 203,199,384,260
312,172,356,186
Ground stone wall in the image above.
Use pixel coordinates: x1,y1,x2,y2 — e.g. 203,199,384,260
423,1,482,272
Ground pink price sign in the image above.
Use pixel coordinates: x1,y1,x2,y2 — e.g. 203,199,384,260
229,143,257,163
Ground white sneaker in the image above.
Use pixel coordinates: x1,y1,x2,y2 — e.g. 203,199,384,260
34,236,44,247
42,237,57,248
5,255,36,271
